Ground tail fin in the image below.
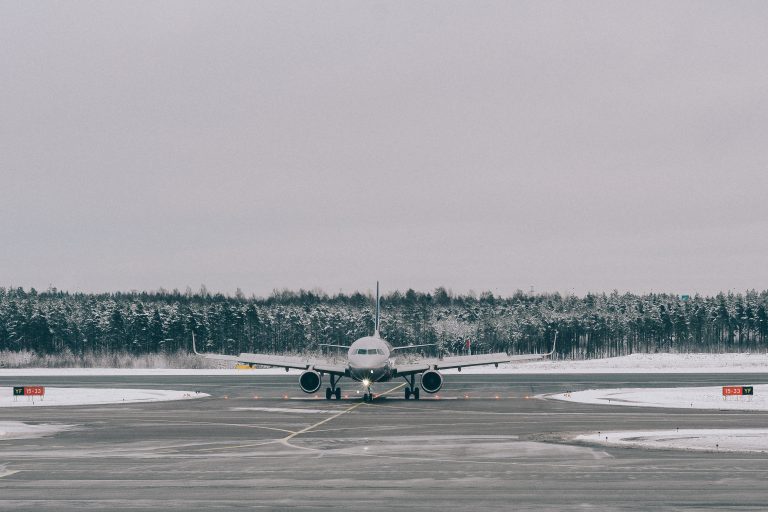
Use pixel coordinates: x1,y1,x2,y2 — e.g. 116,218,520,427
374,281,381,336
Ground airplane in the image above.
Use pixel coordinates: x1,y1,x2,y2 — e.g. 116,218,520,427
192,283,557,402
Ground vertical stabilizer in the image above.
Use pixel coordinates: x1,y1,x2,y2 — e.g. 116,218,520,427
374,281,381,336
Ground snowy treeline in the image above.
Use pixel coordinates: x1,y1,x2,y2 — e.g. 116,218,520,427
1,287,767,365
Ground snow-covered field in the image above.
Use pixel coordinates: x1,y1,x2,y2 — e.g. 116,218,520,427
549,385,768,411
0,387,209,408
0,421,73,440
576,429,768,454
553,383,768,454
481,352,768,374
1,352,767,376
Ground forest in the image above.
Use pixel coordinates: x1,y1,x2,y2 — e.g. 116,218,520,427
1,286,767,367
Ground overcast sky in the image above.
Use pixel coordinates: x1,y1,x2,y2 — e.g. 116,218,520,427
2,1,767,298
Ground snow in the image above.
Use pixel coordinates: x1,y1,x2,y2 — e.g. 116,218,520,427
0,387,209,408
549,385,768,411
461,352,768,374
0,368,299,376
0,421,73,440
576,429,768,454
1,352,768,376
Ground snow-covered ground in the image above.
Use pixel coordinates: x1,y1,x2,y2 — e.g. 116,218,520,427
0,421,73,440
576,429,768,454
1,352,767,376
478,352,768,374
549,384,768,411
0,368,292,376
0,387,209,408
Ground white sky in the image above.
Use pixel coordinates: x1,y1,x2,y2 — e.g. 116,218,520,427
2,1,767,297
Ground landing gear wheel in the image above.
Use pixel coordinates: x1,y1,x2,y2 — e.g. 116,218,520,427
334,387,341,400
413,387,420,400
405,387,411,400
325,387,332,400
363,393,370,402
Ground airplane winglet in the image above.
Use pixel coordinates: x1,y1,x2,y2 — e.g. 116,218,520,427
543,331,558,357
192,332,202,355
374,281,381,336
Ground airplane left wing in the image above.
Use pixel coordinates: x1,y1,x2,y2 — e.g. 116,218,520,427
392,363,431,377
433,352,513,371
395,332,557,374
392,353,512,375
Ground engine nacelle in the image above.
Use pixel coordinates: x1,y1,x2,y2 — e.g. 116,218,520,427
420,370,443,394
299,370,322,394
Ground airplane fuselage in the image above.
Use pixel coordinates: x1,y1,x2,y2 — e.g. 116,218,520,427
347,334,394,384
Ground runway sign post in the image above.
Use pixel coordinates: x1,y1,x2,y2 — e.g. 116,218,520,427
722,386,753,400
12,386,46,402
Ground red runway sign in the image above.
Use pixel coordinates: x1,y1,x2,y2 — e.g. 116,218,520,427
23,386,45,396
722,386,753,396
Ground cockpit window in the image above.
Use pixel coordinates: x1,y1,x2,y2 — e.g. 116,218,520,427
356,348,384,355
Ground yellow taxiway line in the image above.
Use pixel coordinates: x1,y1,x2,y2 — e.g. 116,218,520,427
282,382,406,443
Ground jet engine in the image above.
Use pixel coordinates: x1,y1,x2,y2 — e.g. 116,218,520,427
299,370,322,393
420,370,443,394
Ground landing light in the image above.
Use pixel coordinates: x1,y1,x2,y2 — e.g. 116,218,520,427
362,378,371,387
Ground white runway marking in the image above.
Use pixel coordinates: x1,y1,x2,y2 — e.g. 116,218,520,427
230,406,333,414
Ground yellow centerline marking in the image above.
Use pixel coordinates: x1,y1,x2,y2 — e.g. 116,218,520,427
282,383,406,443
203,383,408,453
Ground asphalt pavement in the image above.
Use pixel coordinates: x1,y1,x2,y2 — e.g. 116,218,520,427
1,373,767,511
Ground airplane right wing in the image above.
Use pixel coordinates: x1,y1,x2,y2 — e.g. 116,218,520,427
192,334,347,376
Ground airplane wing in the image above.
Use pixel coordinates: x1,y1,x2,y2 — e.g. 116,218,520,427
390,343,437,351
394,332,557,374
433,352,513,370
313,363,348,375
392,363,432,377
192,334,347,376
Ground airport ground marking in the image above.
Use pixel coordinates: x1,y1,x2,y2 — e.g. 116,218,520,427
282,383,406,444
143,418,296,434
203,384,408,453
278,383,408,451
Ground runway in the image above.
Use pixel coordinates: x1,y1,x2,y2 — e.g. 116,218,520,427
1,373,768,510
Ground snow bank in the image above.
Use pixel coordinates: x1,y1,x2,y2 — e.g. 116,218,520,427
0,421,73,440
0,387,209,408
576,429,768,454
1,352,768,376
459,352,768,374
549,384,768,411
0,368,299,376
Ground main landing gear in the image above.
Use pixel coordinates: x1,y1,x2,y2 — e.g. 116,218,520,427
403,375,420,400
325,374,342,400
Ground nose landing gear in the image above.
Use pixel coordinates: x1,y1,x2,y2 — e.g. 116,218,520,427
361,378,374,402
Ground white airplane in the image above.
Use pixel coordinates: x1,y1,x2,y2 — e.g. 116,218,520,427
193,283,556,402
